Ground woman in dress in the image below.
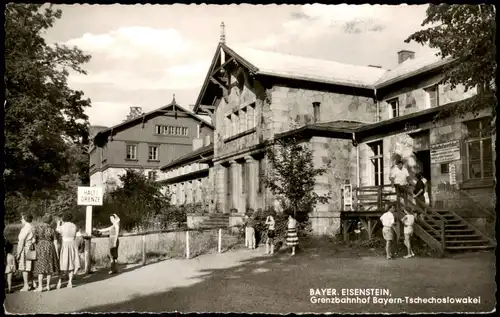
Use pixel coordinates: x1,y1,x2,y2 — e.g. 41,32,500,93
264,211,276,255
413,172,427,213
97,214,120,274
32,213,60,292
55,212,81,289
16,213,36,291
286,214,299,256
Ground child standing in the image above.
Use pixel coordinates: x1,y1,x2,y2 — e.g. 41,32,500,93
5,241,16,293
401,210,416,259
265,212,276,255
286,215,299,256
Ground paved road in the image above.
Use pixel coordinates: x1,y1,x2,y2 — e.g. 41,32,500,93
4,247,496,314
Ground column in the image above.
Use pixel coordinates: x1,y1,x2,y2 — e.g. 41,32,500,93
245,156,257,210
229,160,239,212
195,179,202,204
186,181,193,204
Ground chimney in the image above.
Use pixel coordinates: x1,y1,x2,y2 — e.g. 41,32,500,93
398,50,415,64
368,65,382,69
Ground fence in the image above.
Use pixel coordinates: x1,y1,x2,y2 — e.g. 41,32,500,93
82,225,244,271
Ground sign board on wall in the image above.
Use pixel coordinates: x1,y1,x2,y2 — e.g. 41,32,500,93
449,163,457,185
343,184,352,211
430,140,460,164
77,187,103,206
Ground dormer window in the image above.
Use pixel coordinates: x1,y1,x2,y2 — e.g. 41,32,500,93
313,102,321,122
425,85,439,108
388,98,399,118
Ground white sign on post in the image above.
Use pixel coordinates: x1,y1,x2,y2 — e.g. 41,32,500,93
343,184,353,211
78,186,103,236
78,187,103,206
449,163,457,185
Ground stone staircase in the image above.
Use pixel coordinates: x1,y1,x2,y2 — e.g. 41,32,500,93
197,213,230,229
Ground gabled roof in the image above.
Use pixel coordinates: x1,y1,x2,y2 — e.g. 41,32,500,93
94,99,214,145
193,43,455,113
226,45,387,89
375,54,455,88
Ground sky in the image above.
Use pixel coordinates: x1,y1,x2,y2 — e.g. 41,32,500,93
44,4,437,127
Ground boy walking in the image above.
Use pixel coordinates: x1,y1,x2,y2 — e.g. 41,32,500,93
380,205,396,259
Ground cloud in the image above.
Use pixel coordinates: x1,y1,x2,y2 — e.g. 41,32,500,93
65,26,193,59
68,59,210,91
85,101,142,127
245,4,429,51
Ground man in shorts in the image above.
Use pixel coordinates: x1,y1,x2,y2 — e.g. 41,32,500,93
380,205,396,259
401,209,416,258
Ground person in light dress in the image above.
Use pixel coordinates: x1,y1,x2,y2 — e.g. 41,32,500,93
55,212,81,289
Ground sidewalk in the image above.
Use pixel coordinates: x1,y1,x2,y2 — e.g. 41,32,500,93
4,248,264,314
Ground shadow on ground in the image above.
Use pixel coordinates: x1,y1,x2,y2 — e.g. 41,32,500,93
77,240,496,314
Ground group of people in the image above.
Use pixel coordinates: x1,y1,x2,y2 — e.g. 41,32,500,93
5,212,121,294
380,159,430,260
244,211,299,256
380,204,416,260
5,212,83,293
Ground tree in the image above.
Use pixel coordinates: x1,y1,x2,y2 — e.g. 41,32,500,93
262,136,329,223
4,4,92,196
95,170,171,231
405,4,496,121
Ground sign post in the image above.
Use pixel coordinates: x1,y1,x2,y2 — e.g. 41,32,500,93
343,184,353,211
77,186,103,274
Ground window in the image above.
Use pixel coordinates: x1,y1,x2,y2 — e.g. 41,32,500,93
313,102,321,122
369,141,384,186
148,145,159,161
148,171,157,181
388,99,399,118
465,118,492,179
440,163,449,174
156,125,188,136
126,144,137,160
225,103,257,139
425,85,439,108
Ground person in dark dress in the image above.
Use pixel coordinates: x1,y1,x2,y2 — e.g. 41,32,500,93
32,213,60,292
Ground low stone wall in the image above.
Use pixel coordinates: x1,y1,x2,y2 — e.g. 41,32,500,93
186,214,210,229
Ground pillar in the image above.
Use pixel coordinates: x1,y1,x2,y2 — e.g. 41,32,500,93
230,160,239,212
186,181,193,204
245,156,257,211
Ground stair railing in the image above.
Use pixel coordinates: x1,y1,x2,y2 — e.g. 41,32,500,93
396,186,447,248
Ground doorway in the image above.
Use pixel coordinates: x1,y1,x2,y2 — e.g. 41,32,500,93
410,130,431,203
414,150,431,202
